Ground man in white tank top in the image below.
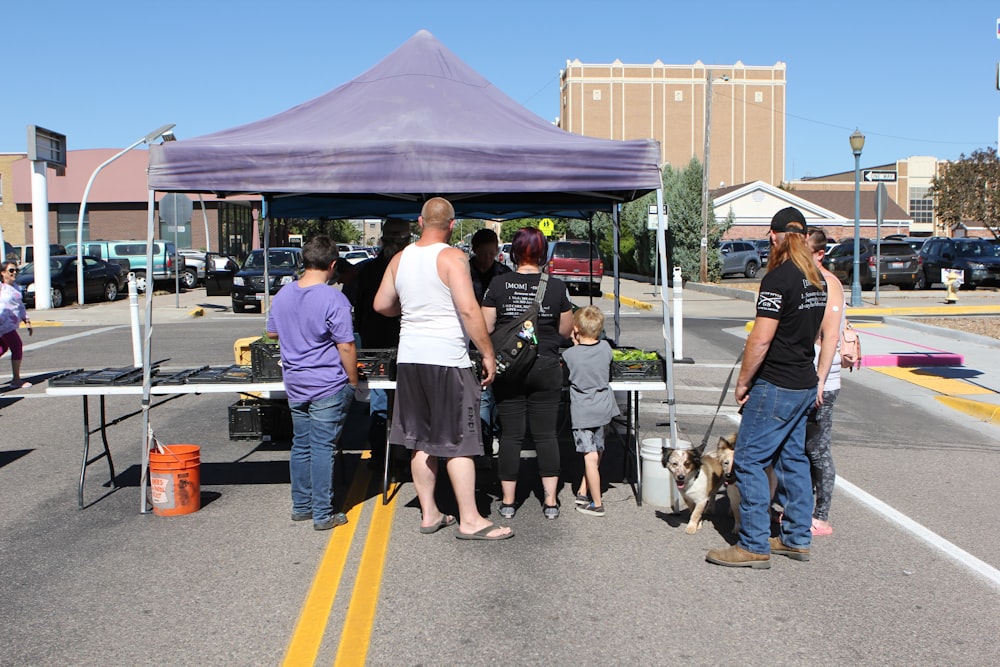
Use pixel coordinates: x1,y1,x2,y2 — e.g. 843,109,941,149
375,198,512,540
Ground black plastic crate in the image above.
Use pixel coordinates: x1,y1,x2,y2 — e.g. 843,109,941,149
357,348,396,380
250,342,283,382
228,398,292,441
610,348,666,382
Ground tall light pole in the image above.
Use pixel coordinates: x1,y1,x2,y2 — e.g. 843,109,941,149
849,129,865,307
699,70,713,283
700,71,728,283
76,123,175,305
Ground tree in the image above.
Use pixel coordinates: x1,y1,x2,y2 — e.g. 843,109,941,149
930,147,1000,238
662,158,727,282
449,218,484,245
289,218,362,244
498,217,568,242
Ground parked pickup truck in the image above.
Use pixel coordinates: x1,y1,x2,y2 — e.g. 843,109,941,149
65,240,184,293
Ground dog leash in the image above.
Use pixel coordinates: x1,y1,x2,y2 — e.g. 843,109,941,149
698,346,744,451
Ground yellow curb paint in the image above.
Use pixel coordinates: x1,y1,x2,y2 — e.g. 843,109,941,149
282,465,372,666
334,484,400,666
935,396,1000,425
847,304,1000,317
851,321,883,328
22,321,63,327
605,293,653,310
870,367,993,395
187,307,204,317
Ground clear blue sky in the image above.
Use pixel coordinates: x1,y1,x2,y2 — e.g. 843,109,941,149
4,0,997,181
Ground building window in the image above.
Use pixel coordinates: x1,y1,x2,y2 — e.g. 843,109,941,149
57,204,86,246
909,187,934,225
0,173,4,205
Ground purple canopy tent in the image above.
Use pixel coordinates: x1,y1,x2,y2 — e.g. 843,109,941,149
147,30,661,220
137,33,679,508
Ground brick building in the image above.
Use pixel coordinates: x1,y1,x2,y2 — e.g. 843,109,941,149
559,59,786,191
4,149,259,260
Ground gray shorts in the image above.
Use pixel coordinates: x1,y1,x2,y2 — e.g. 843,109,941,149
389,363,483,458
573,426,606,454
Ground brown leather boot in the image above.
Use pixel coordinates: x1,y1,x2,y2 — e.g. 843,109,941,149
705,544,771,569
769,536,810,561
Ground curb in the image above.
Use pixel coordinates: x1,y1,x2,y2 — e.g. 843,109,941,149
683,282,756,302
935,396,1000,425
604,292,653,311
883,316,1000,350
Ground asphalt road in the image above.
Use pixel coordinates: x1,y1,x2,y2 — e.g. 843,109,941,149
1,291,998,666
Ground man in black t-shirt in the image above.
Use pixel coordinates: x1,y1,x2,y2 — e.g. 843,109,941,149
469,229,511,462
707,207,839,570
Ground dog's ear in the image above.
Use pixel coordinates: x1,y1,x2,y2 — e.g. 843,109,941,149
660,448,674,468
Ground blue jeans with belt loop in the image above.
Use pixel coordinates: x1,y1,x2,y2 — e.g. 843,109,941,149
734,378,816,554
289,384,354,523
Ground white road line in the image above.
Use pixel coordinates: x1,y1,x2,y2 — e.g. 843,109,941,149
835,476,1000,590
23,326,127,351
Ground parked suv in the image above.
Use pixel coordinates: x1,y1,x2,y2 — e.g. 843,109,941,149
718,240,761,278
231,247,303,312
544,240,603,295
823,239,919,290
751,239,770,266
915,237,1000,290
64,240,183,292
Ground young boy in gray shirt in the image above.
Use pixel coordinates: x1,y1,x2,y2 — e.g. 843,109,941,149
562,306,620,516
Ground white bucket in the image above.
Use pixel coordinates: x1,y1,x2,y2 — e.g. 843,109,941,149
640,437,689,512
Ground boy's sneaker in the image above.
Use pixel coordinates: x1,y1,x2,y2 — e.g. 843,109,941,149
574,493,591,506
314,513,348,531
576,502,605,517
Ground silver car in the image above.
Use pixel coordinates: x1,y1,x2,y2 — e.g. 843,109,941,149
719,240,761,278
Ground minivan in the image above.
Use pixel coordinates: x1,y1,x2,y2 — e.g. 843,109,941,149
64,240,183,292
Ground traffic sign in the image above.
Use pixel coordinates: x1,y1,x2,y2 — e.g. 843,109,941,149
863,169,897,182
874,182,888,219
538,218,555,237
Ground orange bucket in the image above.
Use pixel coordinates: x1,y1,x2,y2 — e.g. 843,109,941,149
149,444,201,516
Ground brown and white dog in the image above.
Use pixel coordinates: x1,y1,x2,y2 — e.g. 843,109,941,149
661,444,724,534
715,433,740,534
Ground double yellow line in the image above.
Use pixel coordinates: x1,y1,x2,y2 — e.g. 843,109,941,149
282,461,400,666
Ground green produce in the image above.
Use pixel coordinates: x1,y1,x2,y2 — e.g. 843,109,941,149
612,349,659,361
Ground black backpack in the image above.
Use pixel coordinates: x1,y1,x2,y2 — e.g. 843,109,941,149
490,273,549,385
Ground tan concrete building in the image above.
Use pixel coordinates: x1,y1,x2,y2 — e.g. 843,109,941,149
559,59,786,188
0,153,28,247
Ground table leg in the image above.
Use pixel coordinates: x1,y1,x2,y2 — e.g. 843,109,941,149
633,391,642,507
77,396,119,509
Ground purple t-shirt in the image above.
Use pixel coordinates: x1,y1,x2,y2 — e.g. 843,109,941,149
266,282,354,403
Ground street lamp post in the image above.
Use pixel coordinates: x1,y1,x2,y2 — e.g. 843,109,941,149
76,124,175,305
849,129,865,307
699,71,714,283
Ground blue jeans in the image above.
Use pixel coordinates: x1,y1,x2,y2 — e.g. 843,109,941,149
734,378,815,554
370,388,388,419
289,385,354,523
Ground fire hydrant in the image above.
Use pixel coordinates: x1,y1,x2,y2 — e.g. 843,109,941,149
944,269,960,304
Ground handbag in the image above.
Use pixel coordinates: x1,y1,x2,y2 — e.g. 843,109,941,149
490,273,549,384
840,320,861,371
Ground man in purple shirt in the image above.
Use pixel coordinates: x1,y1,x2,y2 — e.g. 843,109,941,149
267,235,359,531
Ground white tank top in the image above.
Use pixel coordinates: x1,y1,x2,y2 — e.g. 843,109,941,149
815,296,846,391
395,243,471,367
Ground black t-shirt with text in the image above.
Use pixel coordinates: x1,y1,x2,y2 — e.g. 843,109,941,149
482,272,572,359
754,260,827,390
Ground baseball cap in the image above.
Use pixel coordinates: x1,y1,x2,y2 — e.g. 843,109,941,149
770,207,807,234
